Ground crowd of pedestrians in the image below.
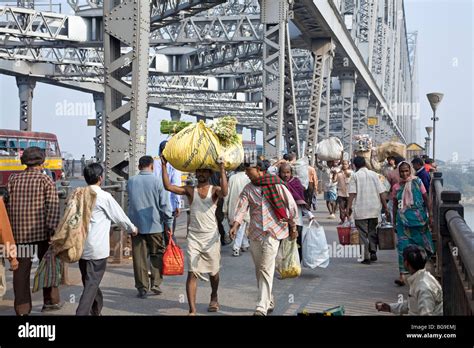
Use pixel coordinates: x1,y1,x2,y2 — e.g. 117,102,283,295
0,145,443,316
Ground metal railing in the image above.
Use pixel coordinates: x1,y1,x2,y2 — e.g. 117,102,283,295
431,172,474,315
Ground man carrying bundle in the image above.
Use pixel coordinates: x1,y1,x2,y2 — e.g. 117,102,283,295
229,159,298,316
161,157,228,315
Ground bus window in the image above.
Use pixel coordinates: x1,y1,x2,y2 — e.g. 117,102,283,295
29,139,46,149
0,138,8,156
47,141,59,157
17,139,28,157
18,139,28,150
7,139,19,156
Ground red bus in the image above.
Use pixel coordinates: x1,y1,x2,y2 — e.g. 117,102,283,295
0,130,63,191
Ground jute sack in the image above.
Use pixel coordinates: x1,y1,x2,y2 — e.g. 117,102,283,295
163,121,244,172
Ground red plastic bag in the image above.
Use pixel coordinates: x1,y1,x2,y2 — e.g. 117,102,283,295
162,232,184,276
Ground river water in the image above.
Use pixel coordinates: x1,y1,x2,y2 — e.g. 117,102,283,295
463,205,474,230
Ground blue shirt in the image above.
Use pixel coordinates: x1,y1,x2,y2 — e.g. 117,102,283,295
126,171,173,234
153,159,182,211
416,167,431,193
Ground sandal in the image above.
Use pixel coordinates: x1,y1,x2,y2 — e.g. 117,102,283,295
207,301,220,312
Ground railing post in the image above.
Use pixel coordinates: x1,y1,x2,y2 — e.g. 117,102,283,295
439,190,464,315
430,172,443,276
108,178,127,264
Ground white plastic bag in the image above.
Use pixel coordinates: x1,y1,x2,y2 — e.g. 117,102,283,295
315,137,344,161
275,238,301,279
292,157,309,189
302,220,330,269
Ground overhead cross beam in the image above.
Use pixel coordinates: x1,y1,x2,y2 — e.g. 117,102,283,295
150,0,226,30
0,6,86,42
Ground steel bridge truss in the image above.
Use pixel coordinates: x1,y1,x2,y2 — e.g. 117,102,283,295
0,0,418,180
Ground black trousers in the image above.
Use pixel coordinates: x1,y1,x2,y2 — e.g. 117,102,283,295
131,233,165,291
76,258,107,316
355,218,378,261
296,225,303,262
13,240,60,315
215,197,226,243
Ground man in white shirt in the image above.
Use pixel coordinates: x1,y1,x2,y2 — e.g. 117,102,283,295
76,163,138,316
346,156,390,264
376,245,443,315
223,164,250,257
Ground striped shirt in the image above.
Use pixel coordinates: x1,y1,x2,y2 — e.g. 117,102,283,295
7,169,60,244
234,182,298,241
348,167,385,220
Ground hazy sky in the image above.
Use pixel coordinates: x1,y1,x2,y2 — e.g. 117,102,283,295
0,0,472,161
405,0,474,162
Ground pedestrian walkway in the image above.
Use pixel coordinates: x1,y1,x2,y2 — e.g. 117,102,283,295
0,196,407,316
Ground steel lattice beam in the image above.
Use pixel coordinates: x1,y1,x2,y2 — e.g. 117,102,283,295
0,6,85,42
149,14,262,45
340,70,356,155
150,0,226,30
0,0,418,147
103,0,150,181
93,92,104,163
282,23,300,157
304,40,333,165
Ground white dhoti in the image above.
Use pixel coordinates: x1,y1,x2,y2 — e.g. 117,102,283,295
186,229,221,280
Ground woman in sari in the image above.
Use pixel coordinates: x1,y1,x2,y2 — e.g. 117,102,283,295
279,163,314,260
392,161,434,286
1,196,19,300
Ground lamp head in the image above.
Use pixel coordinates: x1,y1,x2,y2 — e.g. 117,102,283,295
426,93,444,112
425,126,433,136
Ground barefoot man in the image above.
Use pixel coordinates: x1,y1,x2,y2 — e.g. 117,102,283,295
161,157,228,315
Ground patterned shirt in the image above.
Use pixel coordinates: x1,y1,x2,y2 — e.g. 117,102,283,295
348,167,385,220
7,169,60,244
234,182,298,241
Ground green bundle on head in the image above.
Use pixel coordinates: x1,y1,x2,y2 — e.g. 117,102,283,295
160,120,192,134
210,116,239,147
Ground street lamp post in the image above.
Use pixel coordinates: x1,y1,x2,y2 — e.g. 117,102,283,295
424,137,431,156
426,93,444,161
425,126,433,157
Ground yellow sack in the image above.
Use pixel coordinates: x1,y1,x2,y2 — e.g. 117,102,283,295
275,238,301,279
354,150,381,172
377,142,407,162
163,121,244,172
